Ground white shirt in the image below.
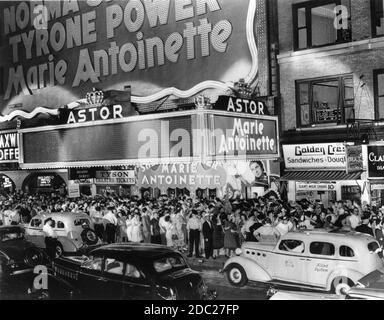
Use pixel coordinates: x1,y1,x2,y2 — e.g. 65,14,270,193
103,211,118,225
275,222,290,236
43,223,57,238
349,215,361,229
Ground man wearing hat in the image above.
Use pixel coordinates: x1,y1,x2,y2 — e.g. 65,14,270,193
202,212,214,259
355,213,374,236
43,218,59,259
103,204,118,243
187,210,202,258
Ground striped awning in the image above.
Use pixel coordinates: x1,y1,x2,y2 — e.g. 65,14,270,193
281,170,362,181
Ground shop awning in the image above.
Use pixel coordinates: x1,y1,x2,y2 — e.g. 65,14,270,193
281,170,362,181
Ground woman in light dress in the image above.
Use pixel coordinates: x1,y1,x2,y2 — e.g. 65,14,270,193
164,215,176,248
130,213,143,243
125,213,133,241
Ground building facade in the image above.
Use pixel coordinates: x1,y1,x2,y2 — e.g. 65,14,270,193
0,0,280,200
277,0,384,206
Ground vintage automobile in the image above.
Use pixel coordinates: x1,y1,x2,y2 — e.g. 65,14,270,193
23,212,100,258
0,225,47,277
222,230,384,295
46,243,217,300
268,269,384,300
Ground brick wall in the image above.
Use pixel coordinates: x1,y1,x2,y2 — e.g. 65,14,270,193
277,0,384,132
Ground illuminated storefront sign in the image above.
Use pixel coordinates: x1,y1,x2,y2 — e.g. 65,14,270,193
283,143,347,170
20,114,194,168
212,114,279,159
0,131,19,162
95,170,136,185
214,95,269,115
0,0,258,118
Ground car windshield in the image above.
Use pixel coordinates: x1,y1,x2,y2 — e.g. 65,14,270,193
356,270,384,289
0,231,23,242
153,255,188,274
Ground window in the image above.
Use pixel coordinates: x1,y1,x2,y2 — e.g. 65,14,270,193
153,255,187,273
31,219,42,228
279,240,305,253
44,219,56,228
293,0,352,50
125,263,142,279
374,69,384,120
368,241,380,253
339,245,355,257
74,218,90,227
310,242,335,256
57,221,65,229
105,258,124,275
81,256,103,271
296,75,354,127
371,0,384,37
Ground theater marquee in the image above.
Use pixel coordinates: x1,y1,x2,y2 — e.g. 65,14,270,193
0,0,259,120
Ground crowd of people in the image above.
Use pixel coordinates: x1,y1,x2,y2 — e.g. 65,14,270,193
1,190,384,258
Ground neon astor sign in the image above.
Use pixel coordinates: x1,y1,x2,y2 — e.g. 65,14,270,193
0,0,258,120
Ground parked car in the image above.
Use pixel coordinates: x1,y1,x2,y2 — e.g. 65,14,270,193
221,230,383,295
0,225,48,277
23,213,100,258
47,243,217,300
268,268,384,300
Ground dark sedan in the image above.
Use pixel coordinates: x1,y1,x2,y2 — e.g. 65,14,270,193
48,243,217,300
0,225,47,277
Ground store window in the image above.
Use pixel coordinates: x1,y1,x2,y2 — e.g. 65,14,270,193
296,75,354,127
341,185,361,202
374,69,384,120
371,0,384,37
293,0,352,50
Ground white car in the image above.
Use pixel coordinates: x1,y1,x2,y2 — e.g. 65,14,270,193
23,212,100,258
222,230,384,295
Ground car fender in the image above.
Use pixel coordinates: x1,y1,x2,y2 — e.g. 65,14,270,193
57,237,79,253
326,268,364,291
222,256,272,282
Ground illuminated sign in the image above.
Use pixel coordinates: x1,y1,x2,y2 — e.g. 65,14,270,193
0,131,19,163
0,0,259,118
283,143,347,170
214,95,269,115
212,114,279,159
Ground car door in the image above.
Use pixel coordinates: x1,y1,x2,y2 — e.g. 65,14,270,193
101,257,126,299
77,255,106,299
306,241,337,288
272,238,309,285
121,262,153,300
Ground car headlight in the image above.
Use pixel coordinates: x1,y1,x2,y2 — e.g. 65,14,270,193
235,248,242,256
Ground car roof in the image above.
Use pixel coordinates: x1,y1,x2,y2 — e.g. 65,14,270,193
32,212,91,221
282,230,377,246
91,243,180,260
0,225,23,233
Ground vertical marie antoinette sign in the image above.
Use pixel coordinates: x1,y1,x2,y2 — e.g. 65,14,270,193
0,0,259,120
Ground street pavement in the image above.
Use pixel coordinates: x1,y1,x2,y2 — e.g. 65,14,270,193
187,256,269,300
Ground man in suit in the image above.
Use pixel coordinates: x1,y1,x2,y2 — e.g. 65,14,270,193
202,212,214,259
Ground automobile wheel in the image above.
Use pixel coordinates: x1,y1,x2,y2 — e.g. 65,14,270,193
332,277,353,296
24,248,44,267
55,243,64,259
226,264,248,287
81,229,99,246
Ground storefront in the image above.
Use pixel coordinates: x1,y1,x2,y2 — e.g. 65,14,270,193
282,143,367,207
367,145,384,207
18,101,280,199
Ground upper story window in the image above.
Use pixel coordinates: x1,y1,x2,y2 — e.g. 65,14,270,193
293,0,352,50
296,75,355,128
371,0,384,37
374,69,384,119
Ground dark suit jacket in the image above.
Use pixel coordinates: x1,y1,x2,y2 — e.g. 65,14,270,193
202,221,214,239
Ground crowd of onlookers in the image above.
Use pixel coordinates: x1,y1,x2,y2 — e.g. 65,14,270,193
1,190,384,258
